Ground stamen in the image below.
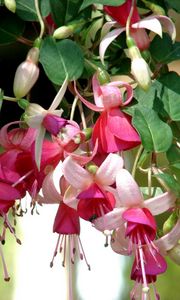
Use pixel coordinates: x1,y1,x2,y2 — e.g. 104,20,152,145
12,170,33,187
62,236,67,267
78,236,91,270
138,244,149,295
50,235,60,267
3,215,21,245
0,242,10,281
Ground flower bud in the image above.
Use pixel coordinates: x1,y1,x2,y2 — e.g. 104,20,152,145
168,242,180,265
13,47,40,99
142,0,165,15
163,212,178,235
96,68,110,85
128,45,151,91
86,163,98,174
53,26,74,39
4,0,16,13
82,128,92,141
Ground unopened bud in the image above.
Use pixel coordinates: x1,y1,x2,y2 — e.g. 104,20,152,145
128,45,151,91
163,212,178,235
53,26,74,39
13,47,40,99
97,68,110,85
82,128,92,141
168,242,180,265
17,99,30,110
142,0,165,15
86,163,98,174
4,0,16,13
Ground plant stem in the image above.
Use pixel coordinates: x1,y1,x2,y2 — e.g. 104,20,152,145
3,96,17,102
126,0,135,37
34,0,45,39
132,145,144,178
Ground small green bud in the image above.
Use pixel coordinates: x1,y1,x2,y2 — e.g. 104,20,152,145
126,36,136,49
82,128,92,141
97,68,110,85
163,212,178,235
4,0,16,13
53,26,74,39
86,163,98,174
17,99,30,110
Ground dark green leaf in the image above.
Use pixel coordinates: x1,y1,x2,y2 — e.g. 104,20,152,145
150,34,180,64
164,0,180,12
0,12,25,45
155,173,180,197
49,0,83,26
16,0,50,21
133,106,173,152
158,72,180,121
39,37,84,84
166,144,180,169
80,0,125,10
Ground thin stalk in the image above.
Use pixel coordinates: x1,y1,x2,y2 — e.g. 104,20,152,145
132,145,144,178
70,96,79,121
78,101,87,129
3,96,17,102
126,0,135,37
34,0,45,39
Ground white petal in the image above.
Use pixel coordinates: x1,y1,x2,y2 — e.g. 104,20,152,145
132,17,162,38
155,219,180,256
93,207,125,231
99,27,125,64
155,15,176,42
49,76,68,111
35,126,46,171
62,156,93,190
41,171,62,203
111,224,129,255
95,153,123,186
116,169,143,207
145,192,176,215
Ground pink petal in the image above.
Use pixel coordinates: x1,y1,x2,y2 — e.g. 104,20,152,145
99,28,125,64
68,139,98,166
95,153,123,186
42,115,67,135
100,85,123,109
111,224,129,255
156,15,176,42
63,185,79,209
145,192,176,215
92,75,105,108
107,108,140,142
116,169,143,207
74,81,104,112
93,207,125,231
107,81,133,106
62,156,93,190
41,171,62,204
155,219,180,256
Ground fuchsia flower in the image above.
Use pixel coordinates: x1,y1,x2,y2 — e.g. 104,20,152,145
40,171,90,270
62,153,123,221
100,0,176,63
75,74,140,153
94,169,177,299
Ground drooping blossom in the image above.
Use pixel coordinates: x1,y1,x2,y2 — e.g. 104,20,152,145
75,74,140,154
94,169,177,298
25,76,68,169
40,169,90,271
100,0,176,63
63,153,123,221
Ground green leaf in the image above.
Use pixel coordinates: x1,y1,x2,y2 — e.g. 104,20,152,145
150,34,180,64
158,72,180,121
80,0,125,10
49,0,83,26
16,0,50,21
164,0,180,12
39,37,84,84
0,12,25,45
166,144,180,169
133,106,173,152
155,173,180,197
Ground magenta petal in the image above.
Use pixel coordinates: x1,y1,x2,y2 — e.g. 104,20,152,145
107,108,140,142
0,182,21,200
0,200,15,214
123,208,156,231
53,202,80,234
42,114,67,135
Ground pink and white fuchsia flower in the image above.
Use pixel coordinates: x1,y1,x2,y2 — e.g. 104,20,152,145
94,169,177,299
75,74,140,153
62,153,123,221
100,1,176,63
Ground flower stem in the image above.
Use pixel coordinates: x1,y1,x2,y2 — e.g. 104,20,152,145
3,95,17,102
34,0,45,39
70,96,79,121
126,0,136,37
132,145,144,178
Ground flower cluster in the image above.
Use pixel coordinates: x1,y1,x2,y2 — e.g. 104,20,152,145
0,0,179,299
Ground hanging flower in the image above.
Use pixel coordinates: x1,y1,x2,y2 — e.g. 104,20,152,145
63,153,123,221
75,74,140,153
100,0,176,63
